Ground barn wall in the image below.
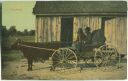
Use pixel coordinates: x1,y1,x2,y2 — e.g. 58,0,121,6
35,16,127,54
73,16,102,41
36,16,102,42
35,16,61,42
104,17,127,54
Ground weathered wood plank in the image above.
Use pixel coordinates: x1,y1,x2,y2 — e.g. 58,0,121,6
41,17,44,42
47,17,51,42
35,17,38,42
50,17,53,42
39,17,42,42
73,16,78,41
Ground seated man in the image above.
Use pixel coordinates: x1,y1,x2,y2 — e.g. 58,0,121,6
91,29,106,47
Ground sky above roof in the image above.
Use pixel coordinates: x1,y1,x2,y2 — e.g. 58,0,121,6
2,1,36,31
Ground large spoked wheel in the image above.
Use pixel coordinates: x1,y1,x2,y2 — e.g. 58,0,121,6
51,48,77,71
94,49,103,67
98,44,120,67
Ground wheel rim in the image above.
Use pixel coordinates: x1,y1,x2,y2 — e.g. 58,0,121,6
94,50,103,67
52,48,77,70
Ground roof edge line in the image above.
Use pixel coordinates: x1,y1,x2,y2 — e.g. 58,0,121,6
33,12,127,16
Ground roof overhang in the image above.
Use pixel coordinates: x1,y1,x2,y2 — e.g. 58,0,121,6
33,1,127,16
34,12,127,16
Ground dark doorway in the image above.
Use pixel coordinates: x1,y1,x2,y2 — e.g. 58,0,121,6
61,17,73,46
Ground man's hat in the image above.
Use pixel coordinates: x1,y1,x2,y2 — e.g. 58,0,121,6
85,27,90,32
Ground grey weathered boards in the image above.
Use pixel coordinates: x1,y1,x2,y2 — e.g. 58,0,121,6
35,17,61,42
33,1,127,54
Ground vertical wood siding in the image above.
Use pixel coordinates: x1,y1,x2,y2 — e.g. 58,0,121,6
38,17,42,42
73,16,102,41
105,17,127,54
35,16,126,54
36,16,102,42
35,17,38,42
35,16,61,42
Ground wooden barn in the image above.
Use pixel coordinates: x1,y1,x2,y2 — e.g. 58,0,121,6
33,1,127,54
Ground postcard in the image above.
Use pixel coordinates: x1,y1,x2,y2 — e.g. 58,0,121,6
1,1,127,80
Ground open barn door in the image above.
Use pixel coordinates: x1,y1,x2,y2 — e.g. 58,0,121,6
61,17,73,46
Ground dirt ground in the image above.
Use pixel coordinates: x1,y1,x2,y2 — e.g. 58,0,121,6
2,58,127,80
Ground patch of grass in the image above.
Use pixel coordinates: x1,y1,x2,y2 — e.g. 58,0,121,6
1,50,24,69
2,50,23,61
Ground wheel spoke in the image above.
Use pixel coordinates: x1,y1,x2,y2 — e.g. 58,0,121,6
64,50,69,59
54,53,62,60
66,51,72,58
53,54,61,60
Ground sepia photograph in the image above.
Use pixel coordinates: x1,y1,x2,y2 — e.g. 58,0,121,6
1,1,127,80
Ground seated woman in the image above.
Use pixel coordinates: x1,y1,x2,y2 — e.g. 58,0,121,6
73,27,92,52
83,27,92,45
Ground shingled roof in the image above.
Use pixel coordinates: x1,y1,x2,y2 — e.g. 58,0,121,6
33,1,127,16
